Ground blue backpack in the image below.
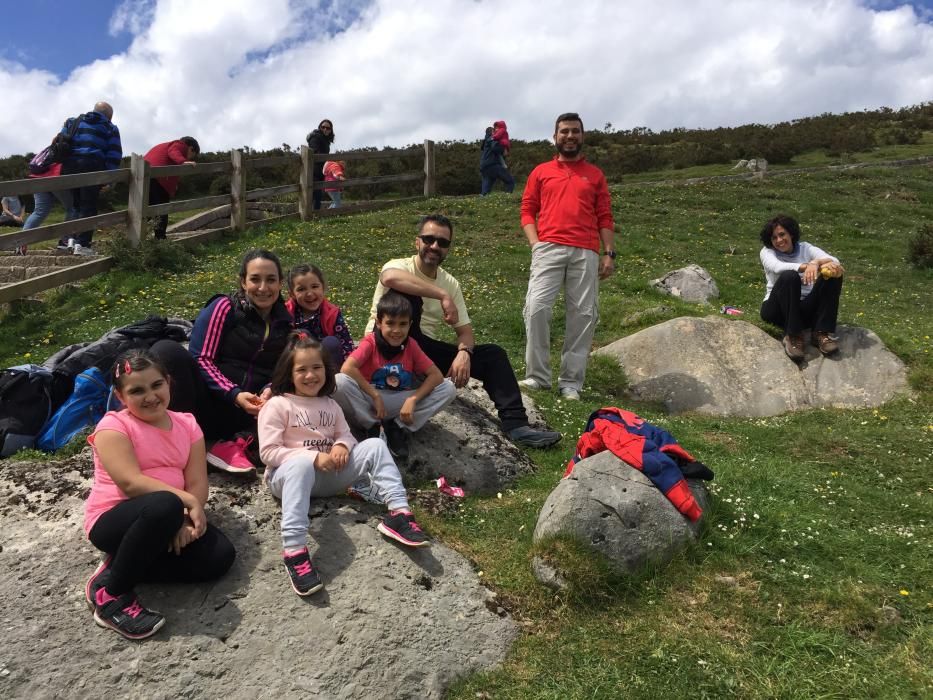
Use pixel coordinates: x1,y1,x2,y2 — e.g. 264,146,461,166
38,367,110,452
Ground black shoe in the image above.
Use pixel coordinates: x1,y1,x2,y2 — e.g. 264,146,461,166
508,425,562,448
382,420,410,462
283,548,324,596
377,511,430,547
94,590,165,640
85,556,112,609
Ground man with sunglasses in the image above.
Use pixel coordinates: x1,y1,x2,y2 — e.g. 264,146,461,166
366,214,561,448
519,112,616,401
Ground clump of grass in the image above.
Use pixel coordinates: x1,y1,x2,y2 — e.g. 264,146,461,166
105,231,198,273
906,223,933,269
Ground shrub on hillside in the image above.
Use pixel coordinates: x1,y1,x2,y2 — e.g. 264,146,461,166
907,223,933,269
106,231,197,274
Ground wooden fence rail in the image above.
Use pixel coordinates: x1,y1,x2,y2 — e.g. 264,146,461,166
0,140,436,304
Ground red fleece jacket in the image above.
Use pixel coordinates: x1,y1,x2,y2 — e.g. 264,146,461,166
520,156,614,252
144,140,191,197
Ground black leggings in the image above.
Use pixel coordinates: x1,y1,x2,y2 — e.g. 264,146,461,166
760,270,843,336
88,491,236,595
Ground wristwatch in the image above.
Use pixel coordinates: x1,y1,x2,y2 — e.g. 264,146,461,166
602,250,617,259
458,345,474,355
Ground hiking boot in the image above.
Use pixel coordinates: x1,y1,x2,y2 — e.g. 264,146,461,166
518,378,548,390
85,556,112,609
94,590,165,640
207,437,256,474
559,387,581,401
283,548,324,596
508,425,562,448
782,334,805,362
813,331,840,355
382,420,410,463
377,511,430,548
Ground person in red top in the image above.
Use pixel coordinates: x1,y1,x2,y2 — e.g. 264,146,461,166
143,137,199,240
519,112,616,401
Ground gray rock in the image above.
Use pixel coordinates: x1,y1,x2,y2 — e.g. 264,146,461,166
651,265,719,303
0,452,517,699
407,380,540,494
732,159,749,170
530,556,569,592
533,451,709,577
595,316,909,416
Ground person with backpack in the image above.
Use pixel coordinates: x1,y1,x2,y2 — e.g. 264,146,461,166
18,163,70,255
55,101,123,256
143,137,200,240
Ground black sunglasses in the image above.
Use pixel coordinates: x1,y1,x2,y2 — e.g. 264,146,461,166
418,234,451,249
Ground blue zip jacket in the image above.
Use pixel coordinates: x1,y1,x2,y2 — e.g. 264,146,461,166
61,111,122,170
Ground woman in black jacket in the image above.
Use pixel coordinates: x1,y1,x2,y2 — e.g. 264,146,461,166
306,119,334,210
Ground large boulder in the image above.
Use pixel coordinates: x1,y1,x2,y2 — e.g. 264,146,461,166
651,265,719,304
595,316,909,417
532,451,709,581
407,380,542,494
0,453,517,699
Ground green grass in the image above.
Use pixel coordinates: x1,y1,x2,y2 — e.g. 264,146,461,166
1,160,931,699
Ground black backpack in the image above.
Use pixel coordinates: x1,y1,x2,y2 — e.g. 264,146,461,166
0,365,55,457
28,114,84,175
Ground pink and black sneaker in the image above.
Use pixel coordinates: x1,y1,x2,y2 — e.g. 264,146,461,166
93,589,165,640
283,548,324,596
85,556,112,609
377,511,430,548
207,435,255,474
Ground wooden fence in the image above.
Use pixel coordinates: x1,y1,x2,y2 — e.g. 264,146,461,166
0,140,437,304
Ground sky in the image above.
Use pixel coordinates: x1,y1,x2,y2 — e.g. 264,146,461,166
1,0,932,158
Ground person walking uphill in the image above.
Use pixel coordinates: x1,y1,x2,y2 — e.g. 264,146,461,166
479,125,514,196
519,112,616,401
143,137,200,240
306,119,334,211
56,101,123,255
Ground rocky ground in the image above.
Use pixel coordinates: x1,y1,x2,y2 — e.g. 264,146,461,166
0,383,539,699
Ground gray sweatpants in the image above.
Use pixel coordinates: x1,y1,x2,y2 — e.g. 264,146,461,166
266,438,409,549
333,373,456,432
523,242,599,392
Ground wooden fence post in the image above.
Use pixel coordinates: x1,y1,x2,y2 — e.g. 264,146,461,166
127,154,149,247
299,144,313,221
231,149,246,231
423,139,436,197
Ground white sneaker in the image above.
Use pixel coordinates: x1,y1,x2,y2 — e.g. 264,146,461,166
518,378,547,390
73,244,96,256
56,238,76,251
559,387,581,400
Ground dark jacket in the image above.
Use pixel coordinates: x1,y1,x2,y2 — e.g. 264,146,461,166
480,136,506,171
188,293,292,402
61,111,122,170
306,129,332,178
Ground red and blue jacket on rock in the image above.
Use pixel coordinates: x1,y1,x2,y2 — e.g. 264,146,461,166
564,407,703,521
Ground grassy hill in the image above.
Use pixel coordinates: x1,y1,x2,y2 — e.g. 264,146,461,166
1,160,931,698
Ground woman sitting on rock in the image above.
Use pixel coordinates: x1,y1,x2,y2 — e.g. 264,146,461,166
150,249,293,474
758,214,845,361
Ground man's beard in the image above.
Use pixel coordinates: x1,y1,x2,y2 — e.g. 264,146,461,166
557,142,581,158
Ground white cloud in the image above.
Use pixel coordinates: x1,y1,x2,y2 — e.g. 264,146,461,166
1,0,932,157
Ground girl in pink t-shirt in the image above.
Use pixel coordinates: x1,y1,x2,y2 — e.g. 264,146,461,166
258,333,429,597
83,350,235,640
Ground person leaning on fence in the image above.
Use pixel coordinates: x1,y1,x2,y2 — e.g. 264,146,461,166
143,137,200,240
149,249,293,475
55,101,123,256
306,119,334,211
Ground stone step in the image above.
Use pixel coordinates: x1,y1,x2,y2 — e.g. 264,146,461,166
0,254,85,267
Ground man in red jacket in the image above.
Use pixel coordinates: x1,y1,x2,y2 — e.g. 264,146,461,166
143,137,199,239
519,113,616,401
